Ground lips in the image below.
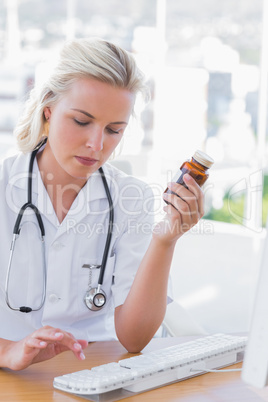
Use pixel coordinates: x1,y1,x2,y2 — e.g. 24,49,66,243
75,156,99,166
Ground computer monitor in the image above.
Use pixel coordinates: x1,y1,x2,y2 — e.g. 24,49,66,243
241,226,268,388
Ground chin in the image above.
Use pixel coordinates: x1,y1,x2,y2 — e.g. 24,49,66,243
70,168,99,181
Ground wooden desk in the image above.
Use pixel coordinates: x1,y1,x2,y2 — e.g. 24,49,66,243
1,336,268,402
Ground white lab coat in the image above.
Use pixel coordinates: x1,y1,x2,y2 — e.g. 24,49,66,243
0,151,162,342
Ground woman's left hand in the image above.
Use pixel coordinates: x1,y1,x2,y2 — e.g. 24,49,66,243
153,173,204,244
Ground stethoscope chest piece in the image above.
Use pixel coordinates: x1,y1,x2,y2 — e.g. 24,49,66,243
84,287,107,311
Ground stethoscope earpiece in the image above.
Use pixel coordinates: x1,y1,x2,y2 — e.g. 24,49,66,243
84,287,107,311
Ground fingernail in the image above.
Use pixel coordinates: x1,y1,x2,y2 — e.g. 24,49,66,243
74,343,82,351
40,341,47,347
184,174,191,181
55,332,63,338
80,352,86,360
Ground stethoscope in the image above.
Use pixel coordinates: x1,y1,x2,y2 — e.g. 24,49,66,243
5,137,114,313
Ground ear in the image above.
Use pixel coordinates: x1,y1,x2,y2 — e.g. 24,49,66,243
44,107,51,121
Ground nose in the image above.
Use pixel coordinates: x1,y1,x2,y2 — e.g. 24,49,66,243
85,127,104,151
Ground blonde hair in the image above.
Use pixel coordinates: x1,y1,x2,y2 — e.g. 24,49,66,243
15,37,148,153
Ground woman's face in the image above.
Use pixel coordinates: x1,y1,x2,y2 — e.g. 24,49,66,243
43,78,135,181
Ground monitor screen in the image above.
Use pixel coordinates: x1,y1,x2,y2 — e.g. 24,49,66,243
241,228,268,388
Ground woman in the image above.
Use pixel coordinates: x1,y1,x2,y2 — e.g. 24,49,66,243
0,38,204,370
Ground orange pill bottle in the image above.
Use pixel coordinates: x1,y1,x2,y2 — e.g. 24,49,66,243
165,150,214,194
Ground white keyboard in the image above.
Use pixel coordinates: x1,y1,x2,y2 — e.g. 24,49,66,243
53,334,247,401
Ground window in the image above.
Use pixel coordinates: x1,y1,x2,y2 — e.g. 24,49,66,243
0,0,266,232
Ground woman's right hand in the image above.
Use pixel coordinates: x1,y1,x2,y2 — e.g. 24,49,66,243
2,325,88,371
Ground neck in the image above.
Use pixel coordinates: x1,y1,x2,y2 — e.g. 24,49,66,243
36,148,87,224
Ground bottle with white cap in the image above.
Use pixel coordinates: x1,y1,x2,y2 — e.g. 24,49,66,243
165,150,214,195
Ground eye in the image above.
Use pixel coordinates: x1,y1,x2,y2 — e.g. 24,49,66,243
106,127,120,134
74,119,89,126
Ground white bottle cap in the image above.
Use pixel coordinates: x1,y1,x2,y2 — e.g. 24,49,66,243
193,150,214,168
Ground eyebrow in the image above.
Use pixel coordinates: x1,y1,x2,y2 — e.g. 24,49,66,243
71,108,128,125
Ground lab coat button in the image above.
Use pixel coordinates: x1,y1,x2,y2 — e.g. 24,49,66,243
48,294,59,303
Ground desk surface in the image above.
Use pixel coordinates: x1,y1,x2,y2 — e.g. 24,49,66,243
1,336,268,402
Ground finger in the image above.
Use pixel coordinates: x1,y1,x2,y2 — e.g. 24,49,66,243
163,190,192,217
48,332,86,359
183,174,204,216
56,334,84,355
71,345,86,360
167,177,203,219
32,327,83,355
25,337,47,350
167,178,196,200
178,186,200,224
78,339,89,350
66,341,86,360
43,332,86,360
163,191,199,232
163,201,192,235
163,203,175,214
78,351,86,360
167,175,203,205
64,333,87,357
165,181,193,206
32,329,64,342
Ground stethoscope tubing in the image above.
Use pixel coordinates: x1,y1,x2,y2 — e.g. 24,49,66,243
98,167,114,286
5,234,46,313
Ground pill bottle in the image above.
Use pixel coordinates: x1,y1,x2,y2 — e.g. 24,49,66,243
165,150,214,195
